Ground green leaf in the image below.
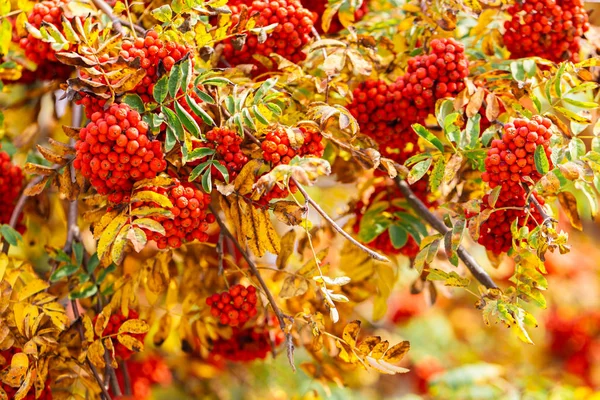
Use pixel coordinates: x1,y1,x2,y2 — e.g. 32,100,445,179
194,87,215,104
464,114,481,149
510,61,525,82
152,5,172,22
168,64,182,98
189,160,211,181
69,281,98,299
73,242,84,266
534,145,549,175
562,97,598,109
87,253,100,275
175,101,201,137
186,94,214,126
254,77,278,105
253,105,269,125
50,263,80,282
389,225,408,249
523,59,536,77
153,76,168,104
122,94,145,113
200,77,232,86
0,224,22,246
430,157,445,192
187,147,215,161
97,263,116,284
568,137,586,160
407,157,433,184
225,95,236,115
554,63,566,98
554,106,592,124
180,58,192,90
242,108,257,131
412,124,444,153
212,161,230,183
165,126,177,152
201,168,213,193
162,106,184,141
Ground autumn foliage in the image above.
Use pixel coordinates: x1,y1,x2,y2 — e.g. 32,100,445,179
0,0,599,398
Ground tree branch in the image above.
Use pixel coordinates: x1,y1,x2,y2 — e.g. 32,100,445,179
208,204,296,371
292,178,390,262
394,177,499,289
71,300,113,400
119,360,132,396
522,183,554,226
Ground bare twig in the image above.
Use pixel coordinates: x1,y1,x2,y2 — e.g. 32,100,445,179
217,232,225,276
209,204,296,371
394,177,499,289
71,300,113,400
1,176,44,254
292,178,390,262
522,183,555,226
105,354,122,397
120,360,132,396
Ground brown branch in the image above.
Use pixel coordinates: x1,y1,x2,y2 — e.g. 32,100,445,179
394,177,499,289
119,360,132,396
292,178,390,262
209,204,296,371
105,353,122,397
522,183,554,226
1,176,44,254
71,300,113,400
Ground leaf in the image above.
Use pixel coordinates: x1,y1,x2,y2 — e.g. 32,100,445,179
342,320,361,348
534,145,549,175
389,224,408,249
18,279,50,301
162,106,184,141
430,157,446,192
186,94,214,126
50,263,79,282
0,224,23,246
131,191,173,208
153,313,172,346
383,341,410,363
133,218,166,234
97,214,128,260
168,64,182,98
116,334,144,353
175,101,201,137
122,94,145,113
554,106,591,124
558,192,582,230
87,339,105,369
412,124,444,153
153,76,168,104
273,201,305,226
152,4,172,22
279,275,309,299
408,157,433,184
568,137,586,160
118,319,150,335
276,230,296,269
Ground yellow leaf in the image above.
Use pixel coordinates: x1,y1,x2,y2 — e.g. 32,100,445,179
342,320,361,348
273,201,306,226
279,275,309,299
82,315,94,344
116,334,144,353
18,279,49,302
0,254,8,282
276,229,296,269
130,190,173,208
358,336,381,355
118,319,149,335
234,159,263,195
97,214,128,260
383,341,410,363
366,356,410,374
3,352,28,387
13,366,34,400
87,339,105,369
103,338,118,368
94,306,111,337
153,313,172,347
558,192,582,231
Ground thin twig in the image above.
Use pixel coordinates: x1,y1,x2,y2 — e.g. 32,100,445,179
292,178,390,262
105,354,122,397
394,177,499,289
522,183,554,226
91,0,125,34
120,360,132,396
217,232,225,276
71,300,113,400
209,204,296,371
1,176,44,254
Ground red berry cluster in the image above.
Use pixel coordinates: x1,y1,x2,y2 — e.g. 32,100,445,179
302,0,368,33
353,181,430,258
474,188,545,255
18,0,74,81
394,38,468,117
76,95,108,120
119,30,191,103
0,348,53,399
390,291,428,324
503,0,590,63
261,125,324,166
482,116,552,192
114,355,172,400
93,309,147,360
206,284,259,326
73,103,167,203
136,179,214,249
347,38,467,166
190,128,249,180
209,318,284,362
546,310,600,386
222,0,315,71
0,149,24,230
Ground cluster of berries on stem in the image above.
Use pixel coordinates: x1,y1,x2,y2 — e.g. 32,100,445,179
73,103,167,204
190,128,249,181
0,149,24,230
222,0,315,71
206,284,259,327
261,125,325,166
503,0,590,62
135,179,214,249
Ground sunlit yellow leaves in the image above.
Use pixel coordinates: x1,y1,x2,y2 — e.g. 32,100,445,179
116,333,144,353
342,320,360,348
153,313,172,347
18,279,49,302
3,352,28,387
87,339,105,369
276,230,296,269
558,191,582,230
279,274,309,299
219,195,280,257
97,214,128,262
118,319,149,335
